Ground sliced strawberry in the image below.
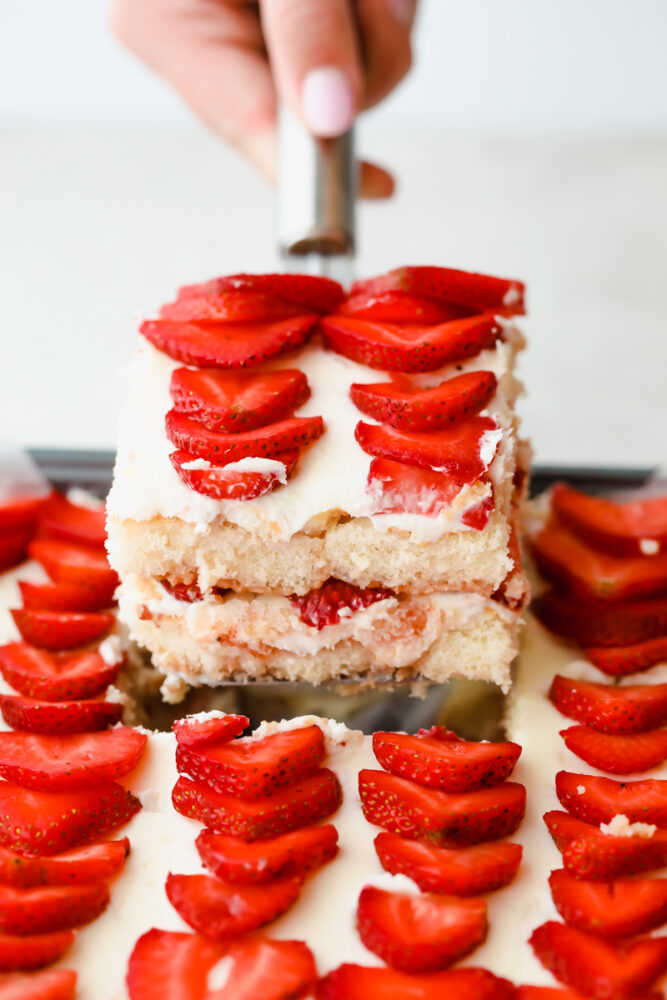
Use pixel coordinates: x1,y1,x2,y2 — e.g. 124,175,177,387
0,932,74,972
176,724,325,798
127,928,316,1000
550,868,667,939
549,675,667,734
18,580,116,613
317,965,516,1000
177,272,344,312
533,590,667,646
10,609,115,651
0,496,48,534
0,529,32,572
337,290,473,323
545,810,667,880
357,885,487,972
320,314,502,372
584,637,667,677
463,494,496,530
159,578,203,603
0,729,146,791
172,768,342,840
169,448,298,501
0,780,141,856
350,372,498,433
0,838,129,888
374,832,522,895
27,539,118,595
350,266,525,316
291,578,392,629
140,315,317,368
557,770,667,827
170,367,310,432
172,713,249,748
165,872,300,939
530,921,667,1000
358,769,525,846
0,694,122,734
196,823,338,884
166,408,323,464
551,482,667,558
38,494,106,550
531,523,667,602
0,882,108,934
160,291,299,323
0,644,121,701
0,969,77,1000
560,726,667,775
366,458,467,516
372,729,521,792
516,989,622,1000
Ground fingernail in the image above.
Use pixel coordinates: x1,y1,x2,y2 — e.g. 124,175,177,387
386,0,417,26
301,67,355,138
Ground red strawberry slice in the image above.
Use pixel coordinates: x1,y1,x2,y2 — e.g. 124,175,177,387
366,458,468,516
358,769,525,846
0,838,129,888
0,932,74,972
0,729,147,791
350,372,498,433
317,965,516,1000
532,522,667,602
549,868,667,939
196,823,338,884
0,694,122,734
38,494,106,550
372,729,521,792
170,367,310,433
140,315,317,368
18,580,116,613
560,726,667,775
0,969,77,1000
127,928,317,1000
357,885,487,973
166,409,322,466
10,609,115,652
337,290,474,324
160,291,300,323
27,539,118,595
291,578,392,629
0,644,121,702
556,770,667,827
545,809,667,880
517,989,630,1000
165,872,300,939
584,637,667,678
355,417,499,482
178,272,344,311
374,832,522,895
350,266,526,316
0,529,33,572
172,713,249,748
549,675,667,734
172,768,342,840
320,314,502,372
0,780,141,856
0,882,109,934
159,578,203,603
175,724,325,798
530,921,667,1000
551,482,667,558
0,496,48,534
170,448,298,501
533,590,667,646
463,494,495,530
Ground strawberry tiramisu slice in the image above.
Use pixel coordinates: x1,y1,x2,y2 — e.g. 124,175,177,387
106,266,529,696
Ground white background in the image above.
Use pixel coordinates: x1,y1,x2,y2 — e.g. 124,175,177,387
1,0,666,467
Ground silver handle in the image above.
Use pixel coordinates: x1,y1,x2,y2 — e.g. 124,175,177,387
277,106,356,283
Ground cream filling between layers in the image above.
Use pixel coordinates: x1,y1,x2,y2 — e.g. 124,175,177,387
107,322,524,544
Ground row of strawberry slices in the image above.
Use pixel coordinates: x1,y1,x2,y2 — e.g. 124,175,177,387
316,726,525,997
527,484,667,999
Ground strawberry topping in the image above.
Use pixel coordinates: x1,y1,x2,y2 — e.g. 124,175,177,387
18,580,116,613
350,372,498,432
545,810,667,880
317,965,516,1000
38,494,106,550
338,290,474,324
350,266,525,316
0,882,109,935
177,272,343,312
0,729,147,790
549,868,667,939
0,694,123,735
560,726,667,775
551,482,667,558
27,539,118,595
10,609,115,651
0,968,77,999
533,590,667,646
170,367,310,432
0,529,33,573
0,839,129,888
556,770,667,827
196,824,338,883
583,637,667,678
165,872,301,939
170,448,298,501
0,496,48,534
291,578,392,629
166,409,324,464
172,713,249,748
0,931,74,972
549,675,667,734
366,458,470,517
0,644,121,702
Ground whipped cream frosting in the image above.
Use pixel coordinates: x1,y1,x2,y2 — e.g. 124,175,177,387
107,323,523,543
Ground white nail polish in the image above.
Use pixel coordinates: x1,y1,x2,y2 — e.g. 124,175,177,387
301,67,355,138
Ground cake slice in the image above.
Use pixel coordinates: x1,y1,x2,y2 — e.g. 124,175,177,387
106,267,529,697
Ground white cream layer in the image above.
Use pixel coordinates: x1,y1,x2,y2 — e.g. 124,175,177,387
107,323,523,543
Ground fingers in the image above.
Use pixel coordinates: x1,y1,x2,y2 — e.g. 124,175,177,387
357,0,416,109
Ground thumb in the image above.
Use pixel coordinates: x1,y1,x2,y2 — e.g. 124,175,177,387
260,0,362,138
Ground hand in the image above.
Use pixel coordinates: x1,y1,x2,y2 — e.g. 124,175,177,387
112,0,417,198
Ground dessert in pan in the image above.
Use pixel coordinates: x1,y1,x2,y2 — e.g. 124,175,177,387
106,266,529,700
